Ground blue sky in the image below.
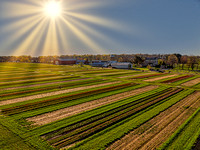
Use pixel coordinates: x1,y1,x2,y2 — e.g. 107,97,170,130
0,0,200,56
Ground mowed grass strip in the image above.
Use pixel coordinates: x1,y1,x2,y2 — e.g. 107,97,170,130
0,116,53,150
1,83,132,115
68,89,193,150
0,75,80,89
0,74,61,82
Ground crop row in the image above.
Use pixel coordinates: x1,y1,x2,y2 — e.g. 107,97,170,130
1,83,135,115
44,88,183,148
42,87,172,139
102,72,140,77
162,75,194,83
0,75,80,88
0,78,99,97
0,74,60,82
159,106,200,150
130,73,163,79
26,86,167,137
69,89,194,150
10,84,146,120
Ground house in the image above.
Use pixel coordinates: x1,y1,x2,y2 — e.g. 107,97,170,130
54,59,77,65
111,62,133,69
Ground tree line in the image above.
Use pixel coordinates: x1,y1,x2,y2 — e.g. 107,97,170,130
0,54,199,70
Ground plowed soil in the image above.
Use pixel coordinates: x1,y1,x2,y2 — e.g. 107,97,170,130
27,85,158,126
107,91,200,150
144,74,177,82
182,78,200,87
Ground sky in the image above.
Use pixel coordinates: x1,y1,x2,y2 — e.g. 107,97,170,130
0,0,200,56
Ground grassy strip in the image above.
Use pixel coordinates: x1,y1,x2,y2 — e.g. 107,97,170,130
0,116,53,150
0,74,61,82
11,83,145,120
0,76,80,89
68,89,194,150
47,89,182,148
101,72,140,77
159,106,200,150
25,86,166,138
2,83,133,115
0,79,105,101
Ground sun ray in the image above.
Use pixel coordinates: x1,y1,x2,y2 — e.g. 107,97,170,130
60,15,105,54
65,15,121,51
65,12,126,31
12,17,45,56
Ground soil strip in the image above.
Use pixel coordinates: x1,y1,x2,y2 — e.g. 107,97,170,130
27,85,158,126
108,91,200,150
182,78,200,87
144,74,177,82
0,82,119,106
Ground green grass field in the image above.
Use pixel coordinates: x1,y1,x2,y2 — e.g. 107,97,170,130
0,63,199,150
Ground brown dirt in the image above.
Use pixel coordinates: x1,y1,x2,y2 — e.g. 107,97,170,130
182,78,200,87
0,82,119,106
1,78,90,91
144,74,177,82
107,91,200,150
27,85,158,126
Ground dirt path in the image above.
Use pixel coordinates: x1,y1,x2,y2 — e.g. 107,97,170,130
1,78,90,91
27,85,158,126
182,78,200,87
107,91,200,150
0,82,119,106
144,74,177,82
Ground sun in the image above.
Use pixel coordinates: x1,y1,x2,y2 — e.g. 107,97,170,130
44,0,62,18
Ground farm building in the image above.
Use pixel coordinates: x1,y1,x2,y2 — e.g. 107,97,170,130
111,62,133,69
54,59,77,65
90,60,108,67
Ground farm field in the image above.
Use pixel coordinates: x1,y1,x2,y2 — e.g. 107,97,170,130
0,63,199,150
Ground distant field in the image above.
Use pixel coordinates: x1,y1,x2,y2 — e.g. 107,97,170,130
0,63,199,150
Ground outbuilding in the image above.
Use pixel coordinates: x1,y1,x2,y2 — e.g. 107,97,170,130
54,59,77,65
111,62,132,69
